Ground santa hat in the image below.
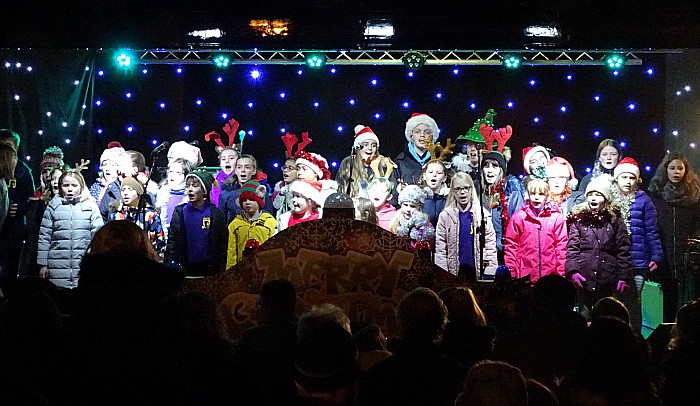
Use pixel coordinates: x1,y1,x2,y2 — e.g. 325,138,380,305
238,180,267,208
398,184,429,208
120,176,144,196
40,146,64,171
295,151,331,180
585,174,614,202
289,179,324,207
404,113,438,143
167,140,203,167
522,145,551,174
100,141,126,165
545,157,578,190
353,125,380,150
613,157,640,179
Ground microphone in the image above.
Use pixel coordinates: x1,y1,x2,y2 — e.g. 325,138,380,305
151,141,169,155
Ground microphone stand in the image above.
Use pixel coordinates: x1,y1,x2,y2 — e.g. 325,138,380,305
478,152,486,281
346,147,357,196
138,151,160,233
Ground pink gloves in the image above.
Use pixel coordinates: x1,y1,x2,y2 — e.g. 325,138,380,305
571,273,586,289
616,280,629,293
649,261,658,272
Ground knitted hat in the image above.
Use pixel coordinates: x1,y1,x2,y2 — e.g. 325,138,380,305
482,151,507,172
186,170,215,197
585,174,614,201
121,176,144,196
295,151,331,180
404,113,438,142
398,184,428,208
522,145,551,174
40,146,64,171
290,179,324,207
353,124,380,150
238,180,267,208
613,157,640,179
100,141,126,164
167,140,203,167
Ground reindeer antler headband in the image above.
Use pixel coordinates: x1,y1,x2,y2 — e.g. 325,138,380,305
425,135,456,163
204,118,247,154
281,131,313,159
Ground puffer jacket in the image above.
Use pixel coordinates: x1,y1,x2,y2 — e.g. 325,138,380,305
423,184,448,227
627,190,664,269
565,204,632,291
504,202,568,283
219,171,274,224
227,212,277,269
483,175,525,253
435,204,498,279
649,190,700,276
37,195,104,288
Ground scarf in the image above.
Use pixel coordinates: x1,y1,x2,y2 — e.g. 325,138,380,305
662,182,700,207
169,181,185,195
408,143,431,166
590,160,613,181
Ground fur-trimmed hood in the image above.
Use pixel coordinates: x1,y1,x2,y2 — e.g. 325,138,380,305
567,202,621,227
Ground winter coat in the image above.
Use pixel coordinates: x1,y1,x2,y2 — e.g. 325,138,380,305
435,204,498,279
626,190,664,270
108,203,166,257
483,175,525,253
98,178,122,222
376,203,397,231
154,183,188,240
164,202,228,275
37,195,104,288
219,171,274,224
504,202,568,283
0,160,35,252
211,170,235,208
565,204,632,291
394,147,426,186
227,212,276,269
423,184,448,227
649,189,700,276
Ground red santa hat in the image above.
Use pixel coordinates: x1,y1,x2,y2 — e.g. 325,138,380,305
353,125,380,149
100,141,126,165
545,157,578,190
295,151,331,180
613,157,640,179
289,179,325,207
522,145,551,174
404,113,438,142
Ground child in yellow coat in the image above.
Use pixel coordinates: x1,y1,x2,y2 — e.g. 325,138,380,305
227,181,277,269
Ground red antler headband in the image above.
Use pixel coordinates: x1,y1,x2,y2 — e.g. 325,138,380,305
205,118,244,152
281,131,313,159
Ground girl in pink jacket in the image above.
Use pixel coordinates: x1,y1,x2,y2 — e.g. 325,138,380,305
504,178,568,284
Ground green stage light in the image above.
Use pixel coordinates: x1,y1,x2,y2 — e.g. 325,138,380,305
114,50,136,68
305,53,326,69
213,53,231,68
503,54,522,69
605,54,626,70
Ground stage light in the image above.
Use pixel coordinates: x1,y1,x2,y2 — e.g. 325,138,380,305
605,54,626,70
364,19,394,40
523,25,564,46
212,53,231,68
402,52,426,70
305,53,326,69
115,50,136,68
503,54,522,69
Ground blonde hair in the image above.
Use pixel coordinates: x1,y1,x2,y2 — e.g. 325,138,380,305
526,178,550,196
388,199,426,234
445,172,482,224
58,170,91,201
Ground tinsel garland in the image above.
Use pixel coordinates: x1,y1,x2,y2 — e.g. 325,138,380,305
613,188,635,233
566,206,620,228
488,179,510,227
548,185,571,207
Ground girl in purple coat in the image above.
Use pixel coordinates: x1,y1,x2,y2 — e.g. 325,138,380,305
566,174,632,319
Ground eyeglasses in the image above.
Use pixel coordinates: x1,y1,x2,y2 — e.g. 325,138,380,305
454,186,472,193
282,166,296,172
167,170,184,175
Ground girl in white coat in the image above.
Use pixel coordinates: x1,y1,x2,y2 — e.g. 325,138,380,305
435,172,497,281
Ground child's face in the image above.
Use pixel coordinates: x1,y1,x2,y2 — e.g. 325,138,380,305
121,185,139,207
40,168,53,188
186,178,205,204
452,178,472,208
235,157,256,183
547,176,567,195
410,124,432,151
467,143,481,166
482,160,503,185
401,201,419,220
528,190,548,210
528,151,548,174
167,163,185,185
358,141,378,161
220,149,238,175
292,192,310,214
51,170,63,195
667,159,686,184
599,146,620,170
586,191,606,211
101,159,118,180
241,198,260,217
616,173,638,193
60,175,82,200
296,163,318,182
282,159,298,183
424,162,446,191
368,183,390,209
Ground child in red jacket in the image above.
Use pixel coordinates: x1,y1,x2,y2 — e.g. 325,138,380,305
504,178,568,284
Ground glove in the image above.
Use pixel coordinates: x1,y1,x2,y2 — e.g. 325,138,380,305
648,261,658,272
570,273,586,289
616,280,629,293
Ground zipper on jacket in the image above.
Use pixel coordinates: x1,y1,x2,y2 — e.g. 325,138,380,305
537,224,542,279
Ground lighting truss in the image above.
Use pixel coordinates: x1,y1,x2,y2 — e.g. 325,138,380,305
126,49,681,66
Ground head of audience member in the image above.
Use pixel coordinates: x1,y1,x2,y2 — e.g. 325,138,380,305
396,287,448,345
438,286,487,327
218,147,239,176
0,128,21,149
531,274,577,314
86,219,160,262
298,303,352,340
294,321,360,405
235,154,258,184
353,196,378,224
525,378,559,406
367,177,393,210
0,142,18,181
455,360,528,406
669,299,700,350
595,138,622,171
591,296,631,326
257,279,298,325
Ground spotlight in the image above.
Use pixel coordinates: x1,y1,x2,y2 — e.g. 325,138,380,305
364,19,394,40
605,54,626,70
114,50,136,68
305,53,326,69
402,52,426,70
523,25,565,46
503,54,522,69
212,53,231,68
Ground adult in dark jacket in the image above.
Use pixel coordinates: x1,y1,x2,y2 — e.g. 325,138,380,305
647,151,700,321
566,174,632,318
394,113,439,188
165,171,228,276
